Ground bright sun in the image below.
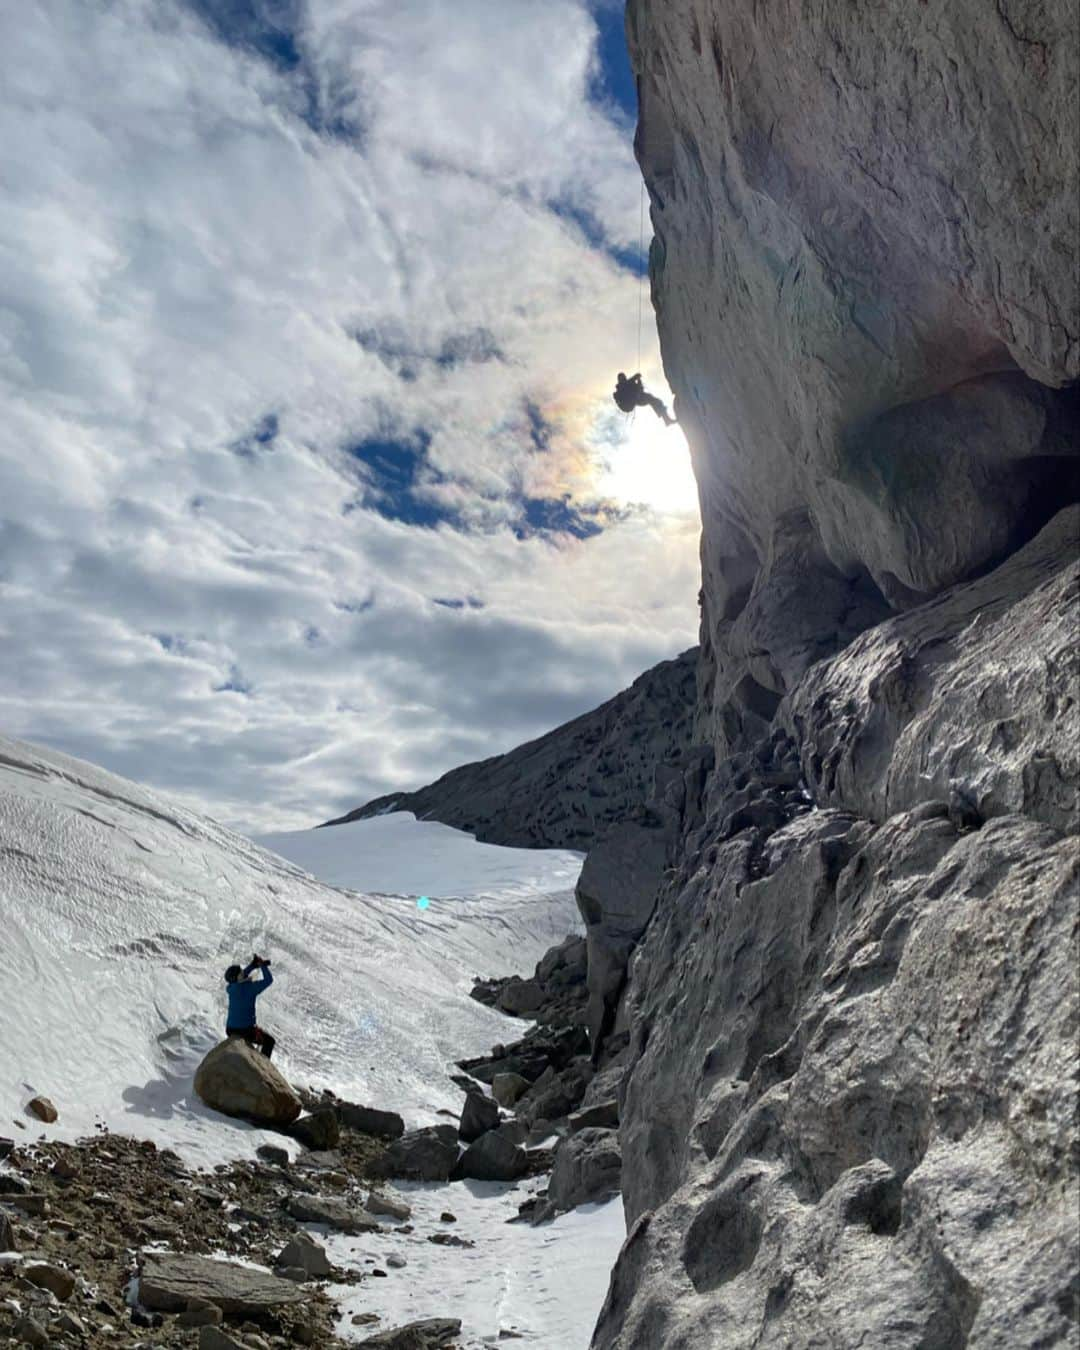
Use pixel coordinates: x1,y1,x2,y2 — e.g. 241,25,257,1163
596,412,699,517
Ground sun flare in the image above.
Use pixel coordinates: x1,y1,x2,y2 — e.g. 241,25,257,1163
596,412,699,517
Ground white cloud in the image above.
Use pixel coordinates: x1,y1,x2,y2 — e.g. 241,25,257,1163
0,0,699,833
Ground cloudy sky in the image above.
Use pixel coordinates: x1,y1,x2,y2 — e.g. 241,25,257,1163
0,0,701,835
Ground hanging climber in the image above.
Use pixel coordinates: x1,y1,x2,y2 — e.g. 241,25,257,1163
613,372,676,426
224,954,276,1058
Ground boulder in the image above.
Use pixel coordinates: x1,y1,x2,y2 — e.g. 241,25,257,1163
459,1090,499,1143
286,1195,377,1233
453,1130,529,1182
0,1138,16,1160
255,1144,289,1167
138,1251,306,1315
25,1096,57,1124
356,1319,462,1350
284,1108,340,1151
364,1190,412,1222
276,1232,330,1279
569,1100,619,1132
540,1128,621,1219
193,1040,301,1125
491,1073,530,1108
23,1261,75,1300
375,1125,459,1182
495,978,545,1017
336,1101,405,1139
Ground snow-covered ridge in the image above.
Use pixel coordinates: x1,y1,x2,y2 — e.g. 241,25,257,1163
0,734,583,1165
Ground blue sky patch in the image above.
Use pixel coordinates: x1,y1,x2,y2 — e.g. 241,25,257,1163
588,2,637,123
346,433,460,530
515,495,604,541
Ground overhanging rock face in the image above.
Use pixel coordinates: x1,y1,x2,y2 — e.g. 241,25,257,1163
588,2,1079,1346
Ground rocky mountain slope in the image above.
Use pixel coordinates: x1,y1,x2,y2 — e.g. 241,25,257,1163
581,3,1079,1346
326,648,698,851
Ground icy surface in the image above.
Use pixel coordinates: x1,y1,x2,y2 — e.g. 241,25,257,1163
328,1182,625,1348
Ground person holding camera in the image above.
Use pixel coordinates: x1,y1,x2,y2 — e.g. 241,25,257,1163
223,954,276,1059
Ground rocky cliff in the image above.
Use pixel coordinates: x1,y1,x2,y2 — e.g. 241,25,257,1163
587,3,1079,1346
325,648,698,851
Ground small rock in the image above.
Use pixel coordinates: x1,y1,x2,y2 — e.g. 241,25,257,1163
131,1307,164,1327
386,1254,407,1269
0,1173,29,1196
276,1266,309,1283
427,1232,474,1249
0,1137,15,1160
25,1097,57,1124
56,1311,86,1335
256,1144,290,1167
51,1154,79,1179
365,1190,412,1222
372,1268,388,1277
0,1212,14,1252
23,1261,75,1300
439,1212,457,1224
179,1300,224,1328
355,1318,462,1349
11,1315,48,1347
10,1193,46,1217
199,1327,248,1350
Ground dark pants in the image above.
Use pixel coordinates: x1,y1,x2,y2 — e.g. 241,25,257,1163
227,1026,276,1059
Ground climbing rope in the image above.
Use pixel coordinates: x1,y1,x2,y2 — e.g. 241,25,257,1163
637,179,646,374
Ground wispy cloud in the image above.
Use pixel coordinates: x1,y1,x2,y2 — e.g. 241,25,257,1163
0,0,698,833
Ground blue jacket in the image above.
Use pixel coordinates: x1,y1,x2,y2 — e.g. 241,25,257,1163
226,961,272,1030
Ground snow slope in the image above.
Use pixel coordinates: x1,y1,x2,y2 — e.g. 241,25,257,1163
0,735,583,1157
0,735,621,1345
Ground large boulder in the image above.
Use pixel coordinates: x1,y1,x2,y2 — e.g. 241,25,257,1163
452,1131,529,1183
194,1040,301,1125
375,1126,459,1182
138,1251,305,1315
539,1128,621,1220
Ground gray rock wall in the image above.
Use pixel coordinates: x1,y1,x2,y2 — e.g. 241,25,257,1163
588,2,1079,1345
327,648,697,851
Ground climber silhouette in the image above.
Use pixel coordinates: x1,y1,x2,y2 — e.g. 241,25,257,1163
613,372,675,426
224,954,276,1059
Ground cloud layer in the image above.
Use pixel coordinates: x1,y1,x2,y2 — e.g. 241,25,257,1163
0,0,700,833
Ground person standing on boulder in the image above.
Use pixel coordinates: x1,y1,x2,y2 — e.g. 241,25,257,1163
224,955,276,1059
